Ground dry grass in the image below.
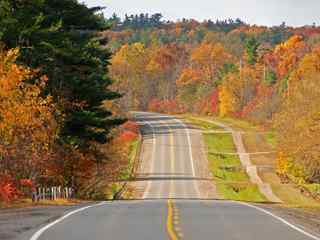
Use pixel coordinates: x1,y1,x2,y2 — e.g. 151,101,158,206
0,198,85,209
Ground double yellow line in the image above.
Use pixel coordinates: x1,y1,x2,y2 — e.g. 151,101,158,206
167,200,183,240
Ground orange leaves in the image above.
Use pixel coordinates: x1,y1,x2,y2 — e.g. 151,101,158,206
176,68,202,86
274,35,309,79
148,99,183,114
0,48,57,192
191,42,231,76
147,44,181,73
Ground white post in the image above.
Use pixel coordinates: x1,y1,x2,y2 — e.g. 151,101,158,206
54,187,57,200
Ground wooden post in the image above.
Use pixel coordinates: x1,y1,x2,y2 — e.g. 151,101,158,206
58,186,61,198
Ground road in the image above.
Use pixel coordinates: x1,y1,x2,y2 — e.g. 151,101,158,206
27,112,319,240
133,112,207,199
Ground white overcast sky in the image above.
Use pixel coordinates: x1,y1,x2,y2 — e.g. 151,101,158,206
82,0,320,27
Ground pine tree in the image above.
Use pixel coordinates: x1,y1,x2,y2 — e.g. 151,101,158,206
0,0,124,148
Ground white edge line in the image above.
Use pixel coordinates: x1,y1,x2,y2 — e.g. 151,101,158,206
142,121,156,199
236,201,320,240
175,118,201,198
29,202,107,240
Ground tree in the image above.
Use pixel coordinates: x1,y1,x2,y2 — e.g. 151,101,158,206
0,0,123,149
111,43,150,109
245,37,260,65
218,73,240,116
0,48,57,182
273,35,309,80
275,47,320,183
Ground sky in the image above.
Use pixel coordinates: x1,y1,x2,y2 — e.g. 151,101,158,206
82,0,320,27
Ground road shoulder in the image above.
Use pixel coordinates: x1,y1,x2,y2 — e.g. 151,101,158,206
0,203,91,240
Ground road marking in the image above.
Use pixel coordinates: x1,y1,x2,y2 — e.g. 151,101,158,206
169,128,176,199
174,119,201,198
142,121,156,199
29,202,107,240
167,200,180,240
236,201,320,240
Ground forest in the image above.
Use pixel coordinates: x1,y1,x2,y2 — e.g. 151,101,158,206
0,1,141,203
107,13,320,187
0,2,319,203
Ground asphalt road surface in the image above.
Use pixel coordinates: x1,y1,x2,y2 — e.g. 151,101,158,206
27,112,319,240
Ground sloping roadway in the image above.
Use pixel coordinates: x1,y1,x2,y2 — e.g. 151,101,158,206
28,112,320,240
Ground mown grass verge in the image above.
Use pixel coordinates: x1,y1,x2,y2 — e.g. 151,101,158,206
186,115,320,206
178,115,222,130
204,132,266,202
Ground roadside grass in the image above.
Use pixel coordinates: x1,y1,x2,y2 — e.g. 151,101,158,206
0,198,84,209
260,172,320,207
204,132,266,202
104,138,140,200
178,115,222,130
214,116,258,131
121,139,140,180
264,132,277,148
188,115,320,207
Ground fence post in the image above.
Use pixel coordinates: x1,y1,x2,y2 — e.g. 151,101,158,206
53,187,57,200
41,188,44,200
51,187,54,200
57,186,60,198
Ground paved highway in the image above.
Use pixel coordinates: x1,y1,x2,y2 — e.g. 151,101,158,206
29,112,320,240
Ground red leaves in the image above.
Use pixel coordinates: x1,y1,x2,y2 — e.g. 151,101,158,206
119,131,138,142
20,179,34,188
148,99,184,114
121,121,139,133
0,174,20,202
118,121,140,142
210,89,219,114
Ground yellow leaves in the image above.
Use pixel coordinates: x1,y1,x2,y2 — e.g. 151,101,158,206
219,85,235,117
274,35,308,79
0,47,57,161
274,46,320,182
276,152,289,176
218,73,240,117
146,59,161,73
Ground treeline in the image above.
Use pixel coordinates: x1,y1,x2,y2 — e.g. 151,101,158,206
0,1,131,202
108,15,320,185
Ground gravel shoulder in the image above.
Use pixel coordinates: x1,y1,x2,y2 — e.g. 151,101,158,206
259,204,320,238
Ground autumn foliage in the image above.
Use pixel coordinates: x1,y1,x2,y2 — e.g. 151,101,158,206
108,16,320,185
0,48,57,202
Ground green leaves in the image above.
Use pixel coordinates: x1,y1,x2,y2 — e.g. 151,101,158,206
245,37,260,65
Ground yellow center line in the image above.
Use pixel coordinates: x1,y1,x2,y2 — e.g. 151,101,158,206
167,199,179,240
